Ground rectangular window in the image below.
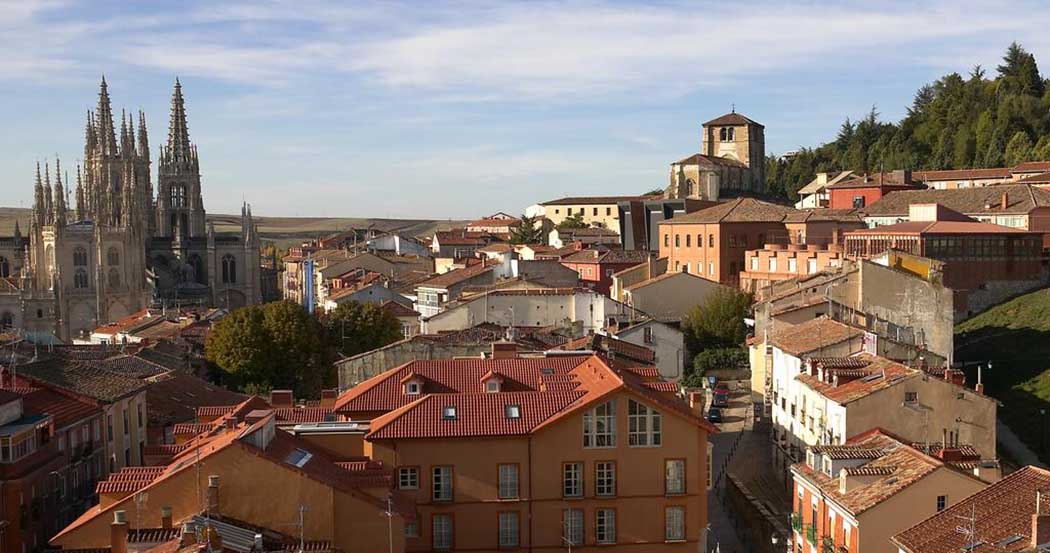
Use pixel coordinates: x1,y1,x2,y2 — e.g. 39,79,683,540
807,259,817,274
606,207,611,216
432,466,453,501
768,258,777,272
107,414,113,442
563,509,584,546
788,258,797,273
583,400,616,448
665,506,685,541
685,235,691,247
498,512,519,548
404,520,419,538
432,514,452,550
596,509,616,544
643,326,654,344
398,467,419,490
593,207,598,216
905,392,918,403
708,234,714,247
675,235,680,247
663,234,669,247
498,464,519,499
750,257,758,271
93,420,100,442
563,462,582,497
595,461,616,497
628,399,662,446
666,459,686,494
122,409,129,436
137,403,143,427
937,495,947,512
709,262,715,276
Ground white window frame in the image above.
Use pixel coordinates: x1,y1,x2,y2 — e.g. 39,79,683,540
583,400,616,448
498,464,519,499
665,506,685,541
563,509,583,546
595,461,616,497
398,467,419,490
498,511,519,548
432,514,452,550
665,459,685,494
563,462,582,498
628,399,662,447
596,509,616,544
432,466,453,501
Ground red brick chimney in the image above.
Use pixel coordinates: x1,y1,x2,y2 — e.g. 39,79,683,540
161,506,172,529
1032,507,1050,549
111,510,129,553
206,475,220,514
1002,192,1009,211
491,341,518,359
688,391,705,418
319,389,338,410
269,390,294,408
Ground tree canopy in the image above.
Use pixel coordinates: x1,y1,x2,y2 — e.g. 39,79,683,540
325,301,403,358
556,211,588,230
682,287,752,356
509,214,545,244
766,43,1050,202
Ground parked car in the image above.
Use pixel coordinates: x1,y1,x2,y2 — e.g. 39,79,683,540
707,408,723,423
712,389,730,408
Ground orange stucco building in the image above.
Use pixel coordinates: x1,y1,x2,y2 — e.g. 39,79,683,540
334,353,716,551
49,404,409,553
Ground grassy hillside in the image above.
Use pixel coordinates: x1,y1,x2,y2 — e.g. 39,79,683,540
956,287,1050,457
0,207,465,249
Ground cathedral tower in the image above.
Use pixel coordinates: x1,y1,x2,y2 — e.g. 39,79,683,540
156,79,205,240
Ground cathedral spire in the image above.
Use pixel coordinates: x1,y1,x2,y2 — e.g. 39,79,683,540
43,162,53,225
137,109,149,161
166,78,192,162
84,110,97,157
75,164,85,222
53,159,66,226
33,162,45,228
96,76,117,155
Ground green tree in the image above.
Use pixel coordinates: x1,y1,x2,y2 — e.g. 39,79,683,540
557,212,587,230
205,300,330,397
509,214,545,244
682,288,752,357
325,301,403,358
1005,131,1035,166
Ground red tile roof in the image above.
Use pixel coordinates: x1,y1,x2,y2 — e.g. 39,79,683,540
415,262,493,290
912,168,1011,181
893,465,1050,553
660,197,796,224
846,219,1032,235
770,317,863,357
796,354,919,404
1012,161,1050,173
541,195,660,206
18,386,99,429
380,300,419,318
704,112,763,127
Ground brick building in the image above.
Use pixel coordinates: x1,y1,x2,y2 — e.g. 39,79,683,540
826,171,921,209
559,249,652,295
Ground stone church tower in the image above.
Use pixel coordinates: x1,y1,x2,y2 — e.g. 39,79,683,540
15,78,262,342
665,111,766,201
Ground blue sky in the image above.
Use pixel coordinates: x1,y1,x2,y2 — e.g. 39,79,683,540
2,0,1049,219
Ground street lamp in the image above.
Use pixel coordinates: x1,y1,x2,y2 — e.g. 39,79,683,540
771,534,781,552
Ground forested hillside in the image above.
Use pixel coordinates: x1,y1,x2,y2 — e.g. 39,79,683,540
767,43,1050,201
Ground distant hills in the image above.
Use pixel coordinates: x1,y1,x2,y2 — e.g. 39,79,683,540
0,207,465,249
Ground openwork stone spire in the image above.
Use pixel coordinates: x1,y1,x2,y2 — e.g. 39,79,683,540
167,78,192,161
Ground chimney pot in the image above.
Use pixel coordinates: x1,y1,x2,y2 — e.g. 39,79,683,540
161,506,173,529
111,510,129,553
1002,192,1009,211
206,475,220,514
180,523,196,547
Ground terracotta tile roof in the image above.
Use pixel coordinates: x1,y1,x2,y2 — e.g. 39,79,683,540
796,353,919,404
846,219,1032,235
146,373,245,426
468,217,520,228
92,354,171,379
558,334,656,364
366,390,586,440
1012,161,1050,173
770,317,862,357
660,197,797,224
17,357,147,403
196,405,236,418
272,407,332,424
432,230,493,246
782,208,865,223
863,183,1050,216
542,195,660,206
892,465,1050,553
827,172,921,190
18,386,99,429
673,153,749,169
623,270,716,292
704,112,763,127
555,227,621,237
173,422,213,436
415,262,493,290
1017,171,1050,185
912,167,1012,181
792,430,946,515
561,249,651,265
380,300,419,318
334,356,592,415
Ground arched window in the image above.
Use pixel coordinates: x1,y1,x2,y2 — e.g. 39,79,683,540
726,127,735,141
0,312,12,329
222,255,237,284
171,184,186,207
73,246,88,267
719,128,728,141
107,247,120,266
189,254,205,284
180,213,189,237
107,268,120,288
74,268,89,289
0,256,8,278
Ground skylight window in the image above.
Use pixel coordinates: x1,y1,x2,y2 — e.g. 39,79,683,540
541,368,555,375
442,406,457,420
405,382,421,395
284,448,313,468
485,380,501,393
505,404,521,419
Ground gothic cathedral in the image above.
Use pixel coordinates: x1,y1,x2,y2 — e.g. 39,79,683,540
6,78,261,341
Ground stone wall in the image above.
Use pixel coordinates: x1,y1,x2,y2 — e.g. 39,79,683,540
960,270,1049,320
336,340,490,390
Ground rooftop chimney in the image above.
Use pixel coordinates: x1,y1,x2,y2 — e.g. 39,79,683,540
269,390,294,408
1002,192,1009,211
161,506,172,529
319,389,338,410
1033,491,1050,549
688,391,705,418
111,510,129,553
893,169,913,185
206,475,220,515
492,341,518,359
180,523,197,547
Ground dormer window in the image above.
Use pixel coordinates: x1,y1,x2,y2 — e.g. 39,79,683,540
485,380,501,393
822,455,832,477
442,406,457,420
505,404,521,419
405,382,421,395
